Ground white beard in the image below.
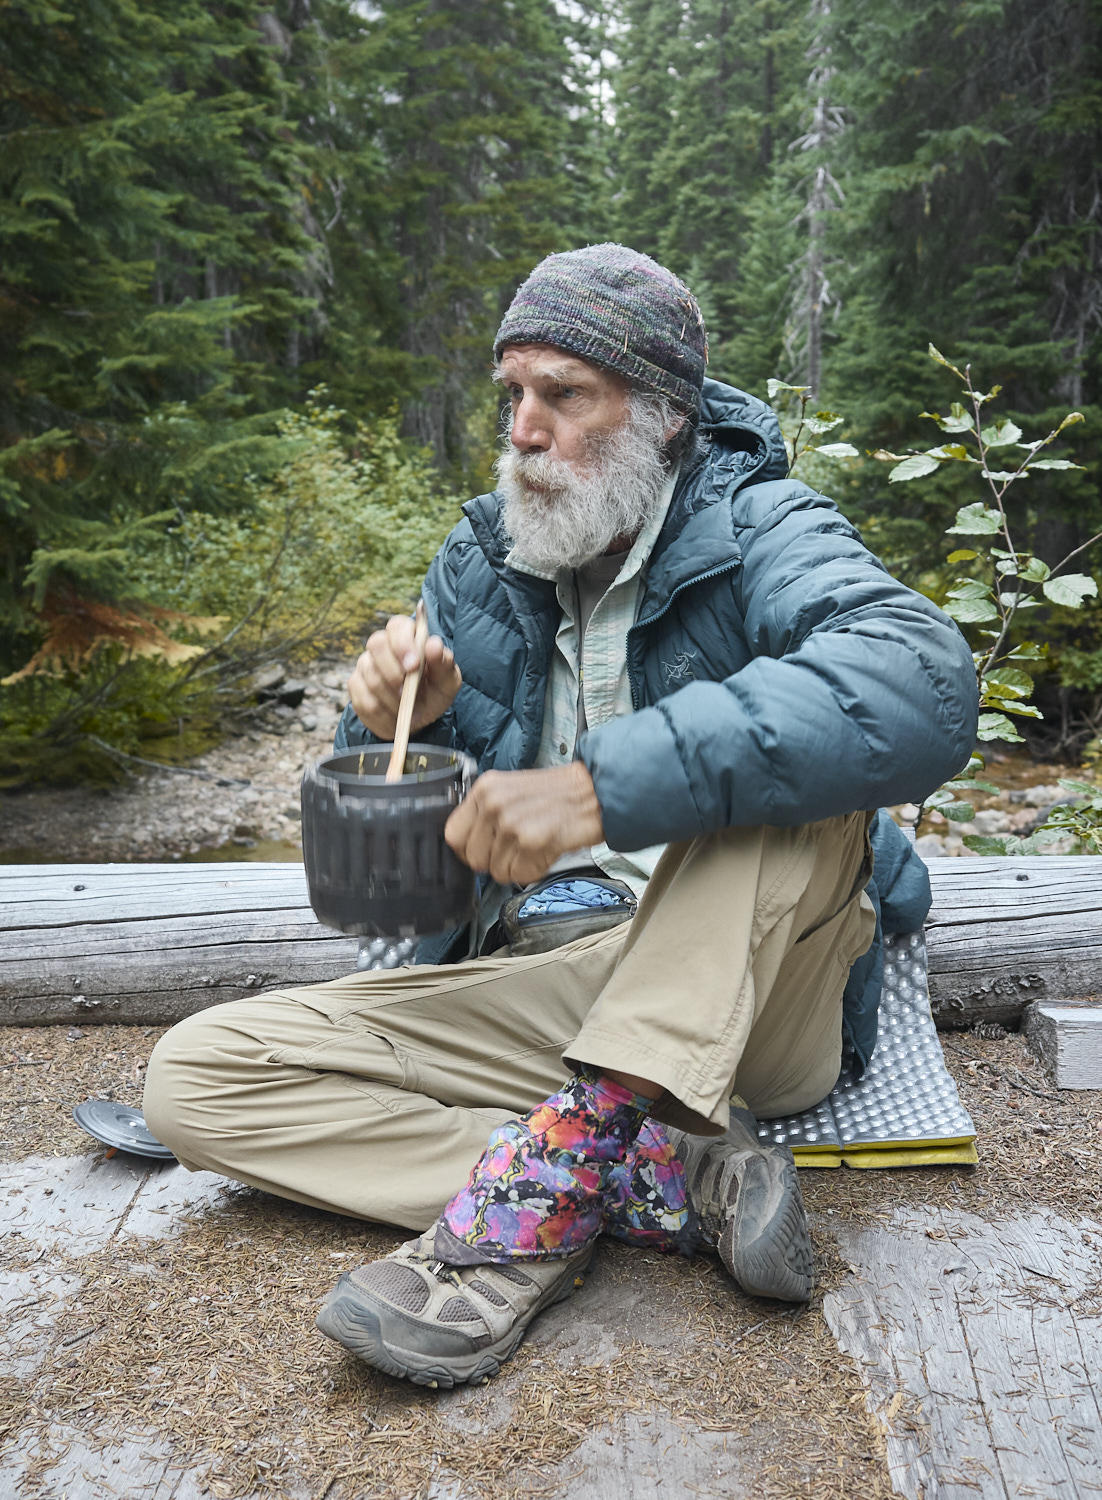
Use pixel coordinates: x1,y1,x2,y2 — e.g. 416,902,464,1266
495,395,672,573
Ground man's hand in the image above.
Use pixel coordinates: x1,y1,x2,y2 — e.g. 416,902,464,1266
445,762,604,886
348,614,462,741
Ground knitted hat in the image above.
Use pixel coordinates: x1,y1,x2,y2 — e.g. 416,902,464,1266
493,243,708,415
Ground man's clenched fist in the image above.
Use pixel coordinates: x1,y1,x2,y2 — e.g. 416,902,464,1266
444,762,605,886
348,614,463,741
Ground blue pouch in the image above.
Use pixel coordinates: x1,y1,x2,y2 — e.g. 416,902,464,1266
499,871,637,955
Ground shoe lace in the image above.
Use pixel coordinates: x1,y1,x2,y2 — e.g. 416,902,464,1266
408,1248,463,1288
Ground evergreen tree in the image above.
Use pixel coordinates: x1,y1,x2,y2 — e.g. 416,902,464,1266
287,0,594,473
611,0,804,358
0,0,315,676
819,0,1102,564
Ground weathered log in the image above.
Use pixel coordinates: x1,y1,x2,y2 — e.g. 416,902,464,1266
923,857,1102,1028
0,863,359,1028
1022,1002,1102,1090
1,857,1100,1030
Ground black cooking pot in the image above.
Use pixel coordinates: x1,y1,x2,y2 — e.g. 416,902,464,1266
300,744,478,938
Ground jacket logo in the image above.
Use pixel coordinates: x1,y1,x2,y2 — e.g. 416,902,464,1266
663,650,698,687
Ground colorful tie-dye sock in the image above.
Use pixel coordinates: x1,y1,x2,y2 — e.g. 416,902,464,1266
434,1069,651,1264
601,1118,699,1256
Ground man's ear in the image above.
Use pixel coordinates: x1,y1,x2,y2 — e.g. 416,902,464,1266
664,414,686,443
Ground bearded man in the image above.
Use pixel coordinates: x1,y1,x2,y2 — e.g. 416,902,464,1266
145,245,976,1389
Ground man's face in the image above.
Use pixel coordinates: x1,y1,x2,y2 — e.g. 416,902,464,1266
497,344,632,471
494,343,677,572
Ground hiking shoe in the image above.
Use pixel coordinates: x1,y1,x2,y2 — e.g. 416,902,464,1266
668,1105,813,1302
316,1232,595,1388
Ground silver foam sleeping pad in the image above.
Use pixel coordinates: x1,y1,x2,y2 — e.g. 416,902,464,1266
756,931,976,1157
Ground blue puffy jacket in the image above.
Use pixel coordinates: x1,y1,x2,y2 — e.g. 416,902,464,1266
335,378,976,1070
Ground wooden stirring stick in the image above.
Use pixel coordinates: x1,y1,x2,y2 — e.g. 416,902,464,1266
386,600,429,781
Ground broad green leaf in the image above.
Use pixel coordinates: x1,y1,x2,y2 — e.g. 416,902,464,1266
928,343,964,377
926,788,955,808
922,404,974,434
1042,573,1099,607
981,420,1022,447
1031,826,1078,846
962,834,1020,855
889,452,941,482
981,469,1026,482
929,443,972,461
983,666,1033,697
947,502,1002,534
1027,458,1085,471
1007,642,1048,659
815,442,860,458
946,777,1000,794
966,753,987,773
990,700,1043,717
977,711,1025,742
948,579,994,599
1057,412,1085,431
767,378,808,399
806,412,844,435
990,547,1013,557
946,549,977,563
943,801,975,822
975,385,1003,406
944,597,999,622
1000,592,1041,608
1058,778,1100,798
1018,556,1050,582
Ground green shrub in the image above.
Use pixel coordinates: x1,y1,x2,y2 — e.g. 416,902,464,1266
0,399,461,785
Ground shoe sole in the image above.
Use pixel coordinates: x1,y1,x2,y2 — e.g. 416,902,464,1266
316,1245,595,1388
720,1155,813,1302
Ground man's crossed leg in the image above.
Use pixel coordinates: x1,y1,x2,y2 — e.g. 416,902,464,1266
144,813,874,1387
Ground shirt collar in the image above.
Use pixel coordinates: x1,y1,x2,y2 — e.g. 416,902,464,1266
506,464,680,584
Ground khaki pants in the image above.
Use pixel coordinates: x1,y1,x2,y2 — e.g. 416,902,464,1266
144,814,874,1231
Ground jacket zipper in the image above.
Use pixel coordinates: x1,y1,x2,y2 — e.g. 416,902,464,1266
626,555,743,710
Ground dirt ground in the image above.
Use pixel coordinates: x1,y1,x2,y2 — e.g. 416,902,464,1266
0,654,360,866
2,1023,1099,1500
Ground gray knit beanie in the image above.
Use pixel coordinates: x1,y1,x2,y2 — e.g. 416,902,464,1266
493,243,708,415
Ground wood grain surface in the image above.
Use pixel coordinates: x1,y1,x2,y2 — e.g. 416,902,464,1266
2,856,1100,1028
823,1205,1102,1500
0,863,359,1026
1022,1001,1102,1089
923,856,1102,1026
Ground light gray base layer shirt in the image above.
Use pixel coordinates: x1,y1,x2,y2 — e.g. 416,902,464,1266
473,472,678,947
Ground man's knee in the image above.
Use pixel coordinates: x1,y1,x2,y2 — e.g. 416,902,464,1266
143,1005,250,1165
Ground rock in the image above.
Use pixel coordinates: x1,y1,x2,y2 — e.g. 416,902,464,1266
973,808,1011,835
253,663,287,694
322,672,341,690
300,712,318,731
1022,783,1066,808
898,803,921,824
914,833,946,857
277,679,307,708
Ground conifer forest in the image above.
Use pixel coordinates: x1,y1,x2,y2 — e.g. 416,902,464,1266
2,0,1101,784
